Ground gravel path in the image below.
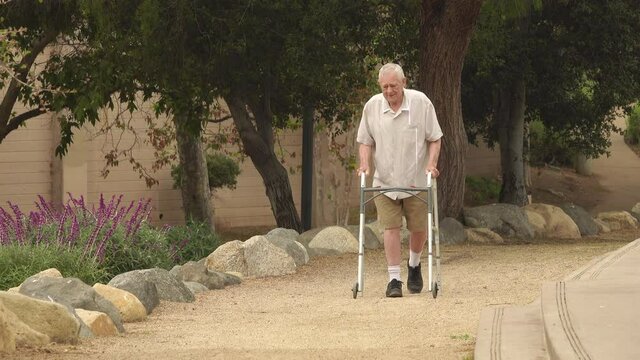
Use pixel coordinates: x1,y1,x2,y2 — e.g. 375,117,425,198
8,230,639,360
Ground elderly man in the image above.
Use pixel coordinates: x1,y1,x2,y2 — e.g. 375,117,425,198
356,63,443,298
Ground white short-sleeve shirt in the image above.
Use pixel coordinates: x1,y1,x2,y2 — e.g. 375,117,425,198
356,88,443,199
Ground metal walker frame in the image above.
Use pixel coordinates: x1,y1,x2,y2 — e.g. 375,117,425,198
352,172,441,299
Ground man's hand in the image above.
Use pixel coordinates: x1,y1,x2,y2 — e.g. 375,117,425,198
357,166,369,176
426,166,440,178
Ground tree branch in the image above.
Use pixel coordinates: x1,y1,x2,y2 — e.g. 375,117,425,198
206,114,232,123
0,108,46,143
0,29,58,133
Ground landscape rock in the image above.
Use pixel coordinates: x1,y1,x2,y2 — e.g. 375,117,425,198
465,228,504,244
439,217,466,245
344,225,382,250
172,261,225,290
297,227,324,249
184,281,209,295
595,211,639,231
309,226,359,256
205,240,247,275
525,210,546,237
244,236,296,278
593,218,611,234
463,204,535,239
265,234,309,266
221,272,243,285
106,278,159,315
0,301,17,353
524,203,581,239
560,203,599,236
93,284,146,323
75,309,118,337
631,202,640,222
19,277,124,333
109,268,194,304
0,291,79,344
265,228,299,242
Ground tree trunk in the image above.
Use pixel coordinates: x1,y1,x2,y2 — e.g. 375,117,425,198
174,118,215,232
496,76,528,206
419,0,484,219
225,95,302,233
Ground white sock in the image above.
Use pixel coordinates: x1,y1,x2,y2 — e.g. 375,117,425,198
388,265,401,282
409,250,421,267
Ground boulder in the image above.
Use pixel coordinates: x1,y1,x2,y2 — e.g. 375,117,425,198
525,210,546,237
75,309,118,337
205,240,247,275
172,261,225,290
595,211,639,231
265,234,309,267
0,301,16,353
630,202,640,222
560,203,599,236
0,300,49,351
108,268,194,304
439,217,466,245
265,228,299,242
465,228,504,244
593,218,611,234
344,225,382,250
105,277,159,315
524,204,581,239
184,281,209,295
92,284,146,323
0,291,79,344
244,236,296,278
463,204,534,239
308,226,359,256
19,277,124,333
297,227,324,249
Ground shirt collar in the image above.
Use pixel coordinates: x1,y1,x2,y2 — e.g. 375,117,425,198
382,89,409,114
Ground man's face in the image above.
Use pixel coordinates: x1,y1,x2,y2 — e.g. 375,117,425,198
378,71,406,106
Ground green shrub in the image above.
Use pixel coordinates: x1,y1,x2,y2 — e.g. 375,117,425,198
528,120,576,167
625,104,640,145
165,220,221,264
465,176,500,206
100,224,175,277
0,244,108,290
171,152,241,191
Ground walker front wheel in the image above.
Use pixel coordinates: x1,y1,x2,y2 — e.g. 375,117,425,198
352,282,359,299
431,282,439,299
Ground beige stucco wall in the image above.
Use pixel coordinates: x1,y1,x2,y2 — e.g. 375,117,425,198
0,98,499,231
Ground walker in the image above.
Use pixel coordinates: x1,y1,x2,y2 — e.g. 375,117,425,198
352,172,441,299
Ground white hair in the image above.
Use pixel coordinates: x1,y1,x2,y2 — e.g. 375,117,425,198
378,63,406,81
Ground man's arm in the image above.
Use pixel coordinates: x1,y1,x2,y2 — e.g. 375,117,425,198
358,143,372,176
426,138,441,177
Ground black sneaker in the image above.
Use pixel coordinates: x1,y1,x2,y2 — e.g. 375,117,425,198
407,262,423,294
385,279,403,298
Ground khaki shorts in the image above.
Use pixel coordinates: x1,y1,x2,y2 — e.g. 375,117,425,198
374,193,428,231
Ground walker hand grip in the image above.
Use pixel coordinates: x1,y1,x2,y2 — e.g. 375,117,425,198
426,171,432,187
360,172,366,187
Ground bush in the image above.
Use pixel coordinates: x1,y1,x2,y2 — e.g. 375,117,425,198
0,195,182,281
165,220,221,264
528,120,576,167
0,244,108,290
625,104,640,145
465,176,500,206
171,152,241,191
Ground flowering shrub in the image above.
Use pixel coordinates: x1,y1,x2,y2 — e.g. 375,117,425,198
0,194,199,288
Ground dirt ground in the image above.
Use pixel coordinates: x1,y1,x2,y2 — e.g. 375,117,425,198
6,229,640,360
5,155,640,359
